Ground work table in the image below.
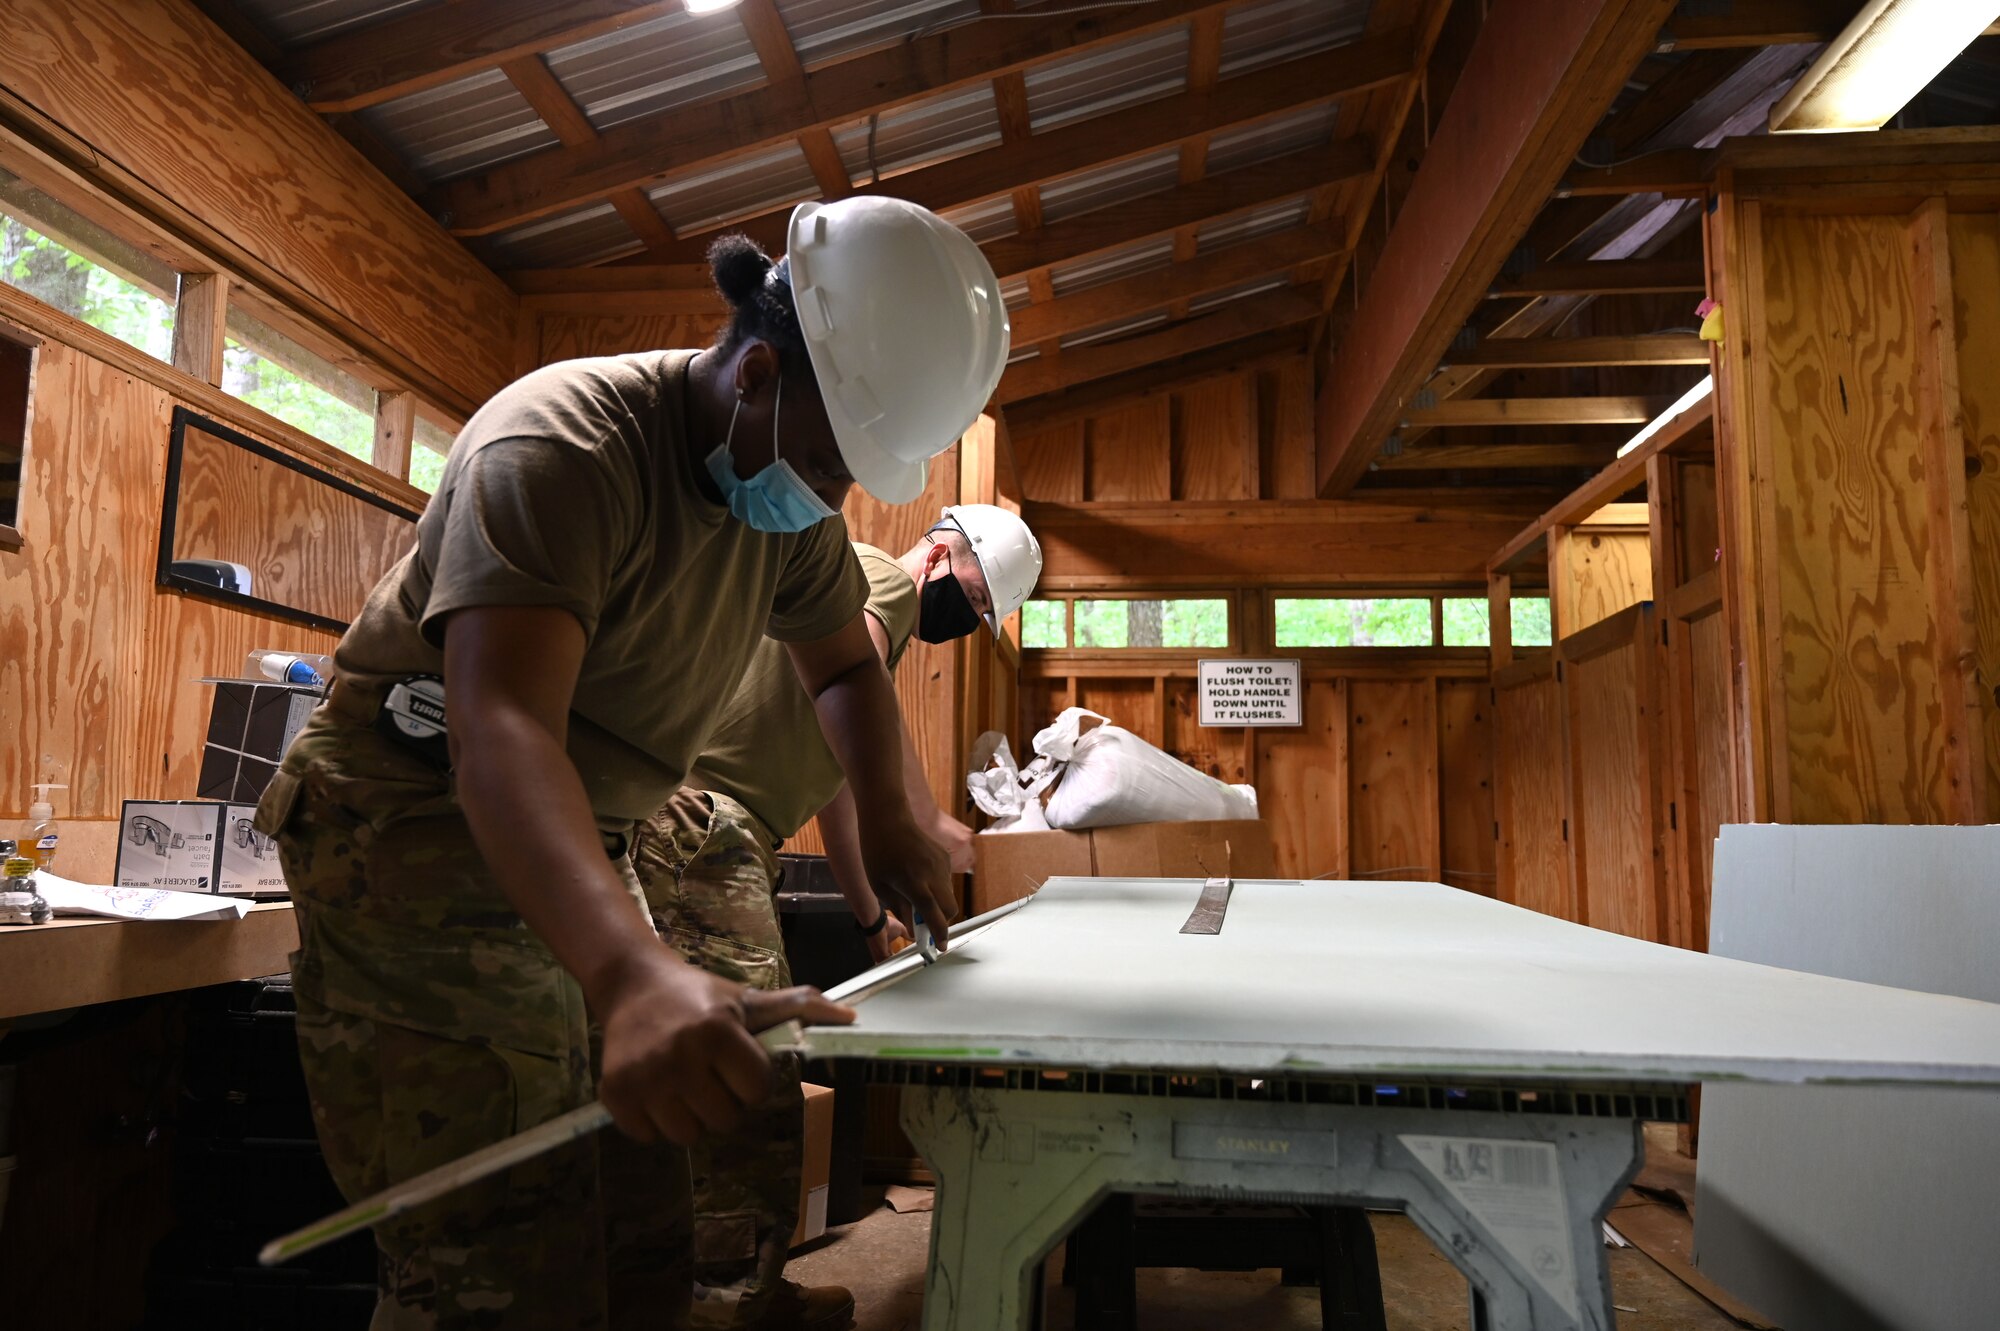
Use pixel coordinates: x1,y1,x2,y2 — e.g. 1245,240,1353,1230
0,903,298,1019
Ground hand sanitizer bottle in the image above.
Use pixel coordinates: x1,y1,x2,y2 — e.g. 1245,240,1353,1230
24,782,64,872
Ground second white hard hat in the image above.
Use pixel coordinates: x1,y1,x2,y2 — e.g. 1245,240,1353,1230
786,197,1010,504
938,503,1042,633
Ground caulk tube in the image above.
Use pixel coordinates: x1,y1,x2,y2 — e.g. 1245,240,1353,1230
245,650,332,687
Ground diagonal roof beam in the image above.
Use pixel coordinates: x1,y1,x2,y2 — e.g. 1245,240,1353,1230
429,0,1239,235
442,25,1413,237
1314,0,1681,496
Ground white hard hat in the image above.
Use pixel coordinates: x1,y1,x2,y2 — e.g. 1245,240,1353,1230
786,197,1010,503
938,504,1042,633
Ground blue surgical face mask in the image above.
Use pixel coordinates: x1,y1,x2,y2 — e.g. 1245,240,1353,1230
705,373,836,533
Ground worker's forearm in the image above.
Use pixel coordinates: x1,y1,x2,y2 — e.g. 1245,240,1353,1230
811,660,920,835
453,715,662,1009
816,785,884,924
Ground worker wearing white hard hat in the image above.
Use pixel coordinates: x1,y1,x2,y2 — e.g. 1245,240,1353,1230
254,196,1009,1328
634,505,1041,1330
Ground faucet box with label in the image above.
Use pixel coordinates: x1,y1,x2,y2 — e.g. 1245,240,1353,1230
114,799,287,898
197,681,320,804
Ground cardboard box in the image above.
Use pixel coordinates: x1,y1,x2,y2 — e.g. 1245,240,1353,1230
970,819,1278,914
791,1082,835,1249
197,681,319,803
114,799,287,898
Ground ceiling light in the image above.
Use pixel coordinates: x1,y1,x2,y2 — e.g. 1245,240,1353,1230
682,0,745,13
1617,376,1712,458
1768,0,2000,133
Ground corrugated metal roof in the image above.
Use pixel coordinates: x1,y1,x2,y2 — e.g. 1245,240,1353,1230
1025,26,1189,133
998,274,1033,313
1188,273,1291,314
830,82,1002,186
1219,0,1372,79
937,195,1018,246
647,140,821,235
230,0,426,47
1061,310,1170,350
1203,102,1338,175
546,10,767,133
779,0,984,70
1195,196,1312,253
487,201,643,270
1048,235,1175,298
1037,148,1182,226
357,71,558,183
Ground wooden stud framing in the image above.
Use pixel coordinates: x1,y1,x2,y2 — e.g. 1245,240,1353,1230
169,272,229,385
372,389,416,481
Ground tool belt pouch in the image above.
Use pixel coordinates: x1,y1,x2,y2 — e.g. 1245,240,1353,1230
373,675,452,770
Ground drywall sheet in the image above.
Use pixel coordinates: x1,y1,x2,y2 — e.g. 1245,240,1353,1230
800,876,2000,1086
1695,825,2000,1331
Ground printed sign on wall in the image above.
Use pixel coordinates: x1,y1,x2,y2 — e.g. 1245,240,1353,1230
1197,658,1303,727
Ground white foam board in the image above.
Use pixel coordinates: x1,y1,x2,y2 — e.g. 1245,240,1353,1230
1696,824,2000,1331
799,876,2000,1087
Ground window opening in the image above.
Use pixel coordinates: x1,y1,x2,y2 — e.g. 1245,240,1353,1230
223,306,376,463
1274,597,1433,648
0,170,176,362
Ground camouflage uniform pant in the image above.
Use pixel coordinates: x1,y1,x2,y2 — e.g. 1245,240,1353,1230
257,708,693,1331
630,789,800,1328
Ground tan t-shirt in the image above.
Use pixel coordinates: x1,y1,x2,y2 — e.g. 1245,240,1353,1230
334,350,868,824
686,544,919,837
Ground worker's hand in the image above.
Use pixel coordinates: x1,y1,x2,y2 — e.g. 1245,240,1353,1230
866,911,911,965
857,807,957,951
593,951,854,1145
932,813,975,874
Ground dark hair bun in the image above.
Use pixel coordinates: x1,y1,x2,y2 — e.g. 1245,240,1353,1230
709,234,774,305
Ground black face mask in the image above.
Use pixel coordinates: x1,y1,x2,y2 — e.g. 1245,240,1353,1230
917,564,982,643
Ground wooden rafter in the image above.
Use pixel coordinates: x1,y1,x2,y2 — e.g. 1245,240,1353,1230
1657,0,1874,51
1438,334,1708,369
1166,10,1227,320
1400,396,1666,428
1315,0,1682,495
1487,258,1706,299
735,0,850,201
498,53,677,258
439,25,1413,236
1557,148,1711,198
1010,223,1340,345
995,287,1320,404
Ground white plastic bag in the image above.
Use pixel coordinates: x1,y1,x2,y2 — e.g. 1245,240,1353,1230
1032,708,1259,830
966,732,1057,833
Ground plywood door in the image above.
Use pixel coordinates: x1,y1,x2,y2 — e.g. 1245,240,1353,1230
1565,621,1663,940
1254,677,1348,879
1348,679,1439,879
1494,669,1572,919
1685,608,1734,950
1754,210,1954,823
1437,679,1496,896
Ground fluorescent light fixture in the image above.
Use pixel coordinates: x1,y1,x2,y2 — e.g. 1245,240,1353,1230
1617,376,1712,458
683,0,745,12
1768,0,2000,133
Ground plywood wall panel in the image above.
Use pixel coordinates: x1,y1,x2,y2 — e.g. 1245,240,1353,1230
1174,376,1254,501
1555,527,1650,636
1495,670,1571,919
1949,213,2000,822
1347,679,1438,879
1164,677,1249,784
1264,360,1318,501
1074,678,1161,747
1085,398,1170,502
1758,211,1952,823
1569,636,1654,939
1254,677,1348,879
0,340,336,822
1437,679,1496,896
536,314,727,367
0,0,519,412
1013,421,1085,503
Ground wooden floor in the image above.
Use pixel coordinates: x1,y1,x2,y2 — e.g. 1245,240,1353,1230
789,1148,1754,1331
